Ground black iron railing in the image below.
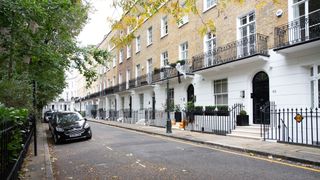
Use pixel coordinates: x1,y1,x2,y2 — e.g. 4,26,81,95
274,9,320,49
152,67,179,82
135,74,153,87
119,82,126,92
261,106,320,147
192,33,269,72
1,119,33,180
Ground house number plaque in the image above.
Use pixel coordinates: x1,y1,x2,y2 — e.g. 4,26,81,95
294,114,303,123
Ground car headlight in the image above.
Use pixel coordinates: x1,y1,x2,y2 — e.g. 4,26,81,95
84,122,90,129
56,127,64,132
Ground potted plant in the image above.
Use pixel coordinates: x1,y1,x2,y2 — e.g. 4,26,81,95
236,110,249,126
194,106,204,115
174,105,182,122
205,106,215,115
216,105,229,116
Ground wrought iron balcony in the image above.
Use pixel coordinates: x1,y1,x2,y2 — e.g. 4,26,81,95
119,82,127,92
274,9,320,50
135,73,153,87
152,67,179,82
192,33,269,72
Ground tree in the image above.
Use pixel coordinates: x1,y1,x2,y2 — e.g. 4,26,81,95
0,0,110,111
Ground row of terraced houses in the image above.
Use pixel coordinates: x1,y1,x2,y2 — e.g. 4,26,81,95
46,0,320,146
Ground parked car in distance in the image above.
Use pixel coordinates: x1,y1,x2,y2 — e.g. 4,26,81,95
43,110,54,123
49,111,92,144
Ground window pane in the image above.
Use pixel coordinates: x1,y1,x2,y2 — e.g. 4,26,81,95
318,79,320,107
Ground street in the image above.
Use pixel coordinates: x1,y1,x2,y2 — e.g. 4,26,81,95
47,122,320,180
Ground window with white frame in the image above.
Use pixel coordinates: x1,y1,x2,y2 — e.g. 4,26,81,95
204,0,216,11
121,97,125,110
178,1,189,27
291,0,320,42
127,44,131,59
119,49,124,63
310,65,320,108
112,76,116,86
112,55,116,68
147,58,153,83
179,42,188,60
136,64,141,78
169,88,174,109
214,79,228,105
126,69,130,89
239,12,256,56
161,16,168,37
136,35,141,53
108,79,111,87
119,73,122,84
161,51,169,67
204,32,216,66
147,26,153,45
139,93,144,110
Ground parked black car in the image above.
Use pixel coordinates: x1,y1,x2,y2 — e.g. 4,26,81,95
43,110,54,123
49,111,92,144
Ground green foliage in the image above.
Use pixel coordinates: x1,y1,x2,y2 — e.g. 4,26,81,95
0,105,29,162
185,101,195,112
0,0,111,110
205,106,216,113
215,105,228,112
174,105,181,112
239,110,247,116
194,106,203,113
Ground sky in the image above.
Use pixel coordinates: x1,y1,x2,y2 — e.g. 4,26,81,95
77,0,122,47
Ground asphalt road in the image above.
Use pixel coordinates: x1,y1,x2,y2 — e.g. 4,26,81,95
48,122,320,180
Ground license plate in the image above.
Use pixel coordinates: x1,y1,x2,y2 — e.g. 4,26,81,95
69,133,81,137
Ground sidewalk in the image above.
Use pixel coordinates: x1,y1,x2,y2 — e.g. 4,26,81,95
88,119,320,166
20,122,53,180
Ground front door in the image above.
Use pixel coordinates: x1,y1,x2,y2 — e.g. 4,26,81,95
129,96,132,118
152,92,156,119
187,84,194,102
252,71,269,124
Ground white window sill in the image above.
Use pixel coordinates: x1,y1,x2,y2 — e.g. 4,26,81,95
203,4,217,14
147,42,153,47
178,21,189,28
160,33,168,39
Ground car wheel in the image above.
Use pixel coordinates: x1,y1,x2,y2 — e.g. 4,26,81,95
87,132,92,140
53,134,60,144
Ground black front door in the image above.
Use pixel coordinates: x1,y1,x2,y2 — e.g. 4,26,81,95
187,84,194,102
252,71,269,124
129,96,132,118
152,92,155,119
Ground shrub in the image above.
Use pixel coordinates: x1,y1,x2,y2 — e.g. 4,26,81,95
239,110,247,116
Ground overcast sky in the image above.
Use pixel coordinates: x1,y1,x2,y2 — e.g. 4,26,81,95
77,0,122,47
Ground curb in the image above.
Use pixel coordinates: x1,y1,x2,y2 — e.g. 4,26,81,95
89,120,320,167
41,124,54,179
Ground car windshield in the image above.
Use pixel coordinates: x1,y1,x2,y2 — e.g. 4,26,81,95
46,112,53,116
57,113,83,123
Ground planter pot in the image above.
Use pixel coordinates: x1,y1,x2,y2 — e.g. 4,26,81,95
217,111,229,116
204,111,215,115
236,115,249,126
174,112,182,122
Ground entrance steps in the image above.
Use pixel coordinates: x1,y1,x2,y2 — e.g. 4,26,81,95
228,125,263,140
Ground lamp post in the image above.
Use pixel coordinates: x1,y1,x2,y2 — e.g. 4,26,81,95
163,65,172,133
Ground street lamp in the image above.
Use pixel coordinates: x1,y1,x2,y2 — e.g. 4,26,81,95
163,65,172,133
